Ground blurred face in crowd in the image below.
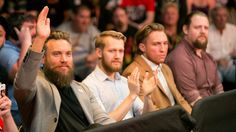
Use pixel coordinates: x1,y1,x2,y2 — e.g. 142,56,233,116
139,31,169,64
22,20,37,40
113,7,129,28
162,6,179,26
0,25,6,47
73,8,91,32
97,36,124,73
184,15,209,49
43,39,74,88
213,7,228,30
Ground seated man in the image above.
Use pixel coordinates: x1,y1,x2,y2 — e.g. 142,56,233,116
14,6,114,132
207,5,236,83
123,23,191,113
83,31,156,121
166,11,224,106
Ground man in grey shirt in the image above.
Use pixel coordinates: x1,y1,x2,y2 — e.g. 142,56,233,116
166,11,224,106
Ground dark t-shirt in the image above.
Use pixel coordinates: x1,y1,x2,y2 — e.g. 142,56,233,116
55,86,90,132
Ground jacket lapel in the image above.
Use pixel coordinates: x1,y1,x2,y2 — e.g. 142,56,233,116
135,56,169,98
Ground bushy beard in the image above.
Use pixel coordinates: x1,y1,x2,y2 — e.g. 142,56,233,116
193,37,208,50
43,64,74,88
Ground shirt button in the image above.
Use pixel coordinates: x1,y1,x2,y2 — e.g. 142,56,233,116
54,118,57,122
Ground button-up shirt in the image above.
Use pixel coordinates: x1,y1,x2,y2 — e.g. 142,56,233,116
83,66,143,120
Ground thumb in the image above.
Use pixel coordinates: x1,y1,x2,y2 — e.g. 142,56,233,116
144,71,149,81
14,27,20,35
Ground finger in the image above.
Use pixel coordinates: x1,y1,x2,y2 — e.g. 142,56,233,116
144,71,149,81
38,6,49,22
14,27,20,35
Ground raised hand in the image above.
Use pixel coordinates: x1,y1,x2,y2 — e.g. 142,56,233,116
14,26,32,48
32,6,50,52
127,67,140,97
142,72,156,96
0,96,12,119
36,6,50,39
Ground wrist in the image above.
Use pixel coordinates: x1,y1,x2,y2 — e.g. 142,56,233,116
129,94,138,100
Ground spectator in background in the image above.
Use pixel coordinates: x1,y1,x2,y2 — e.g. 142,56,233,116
27,0,74,28
111,7,138,69
83,31,156,121
123,23,191,113
187,0,216,15
226,0,236,25
120,0,155,29
166,11,224,106
161,2,182,53
207,5,236,83
0,13,36,127
0,16,8,85
57,5,100,81
0,95,18,132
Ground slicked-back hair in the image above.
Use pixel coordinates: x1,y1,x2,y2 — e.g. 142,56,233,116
44,31,71,53
135,23,165,54
184,11,208,28
95,30,126,49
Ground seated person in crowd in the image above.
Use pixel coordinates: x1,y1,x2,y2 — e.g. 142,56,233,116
57,4,100,81
0,94,18,132
123,23,191,113
166,11,224,106
14,6,114,132
83,31,156,121
207,5,236,83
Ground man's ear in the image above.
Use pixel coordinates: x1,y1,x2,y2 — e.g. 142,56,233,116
96,48,102,59
183,25,188,35
42,55,45,64
139,43,146,53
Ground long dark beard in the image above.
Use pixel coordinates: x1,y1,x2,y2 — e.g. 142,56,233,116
43,65,74,88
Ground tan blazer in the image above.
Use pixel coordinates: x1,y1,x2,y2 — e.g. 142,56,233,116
123,55,192,113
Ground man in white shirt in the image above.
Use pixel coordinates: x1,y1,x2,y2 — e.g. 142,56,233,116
207,5,236,83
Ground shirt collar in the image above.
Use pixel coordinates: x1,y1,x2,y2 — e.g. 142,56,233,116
141,55,162,71
94,66,121,82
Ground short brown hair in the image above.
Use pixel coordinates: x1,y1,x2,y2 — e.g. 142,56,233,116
44,31,71,52
95,30,126,49
135,23,165,54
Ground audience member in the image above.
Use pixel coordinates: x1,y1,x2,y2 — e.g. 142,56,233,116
57,5,100,81
0,95,18,132
83,30,156,121
161,2,182,52
111,7,138,69
226,0,236,25
166,11,224,106
187,0,216,15
207,5,236,83
0,16,8,85
26,0,74,27
14,6,114,132
120,0,155,29
0,13,36,126
123,23,191,113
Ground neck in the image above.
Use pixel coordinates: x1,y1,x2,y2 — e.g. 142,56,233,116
195,49,202,58
165,25,177,36
116,24,128,33
98,62,116,80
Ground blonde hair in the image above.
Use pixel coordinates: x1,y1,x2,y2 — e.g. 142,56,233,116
95,30,126,49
